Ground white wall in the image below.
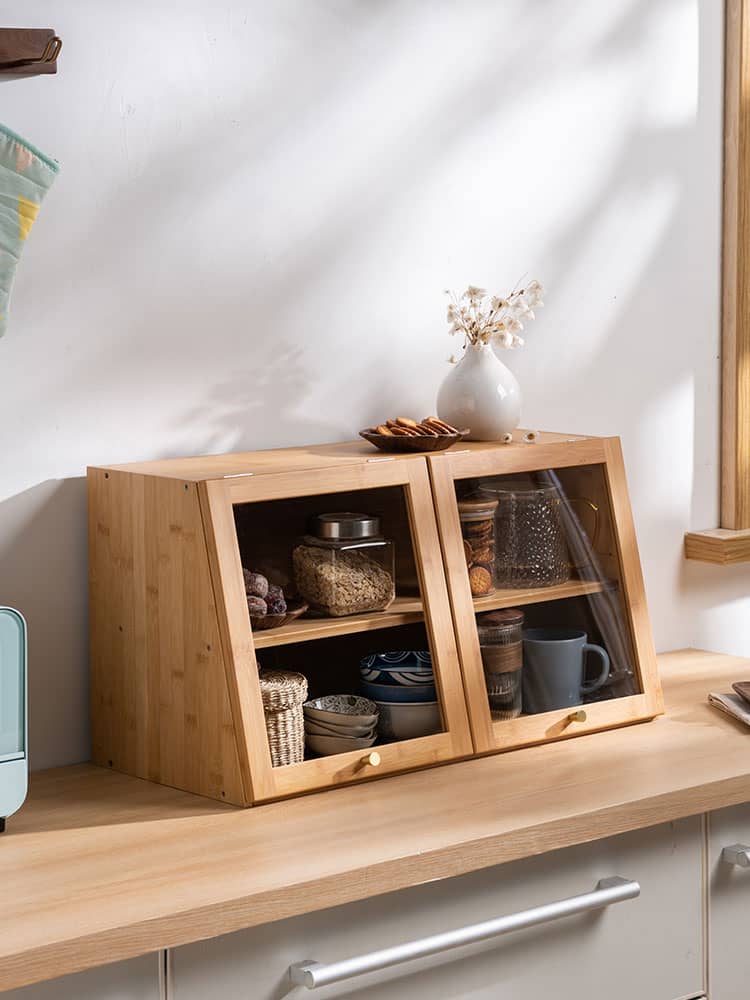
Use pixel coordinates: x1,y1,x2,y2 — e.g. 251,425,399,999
0,0,744,770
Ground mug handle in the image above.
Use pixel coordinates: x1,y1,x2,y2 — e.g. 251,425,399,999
580,643,610,694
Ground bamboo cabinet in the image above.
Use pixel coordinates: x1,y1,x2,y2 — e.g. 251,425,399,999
88,433,662,806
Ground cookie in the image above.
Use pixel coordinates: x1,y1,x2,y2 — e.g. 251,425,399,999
423,416,459,435
471,546,493,565
464,519,494,537
463,539,474,566
469,566,493,596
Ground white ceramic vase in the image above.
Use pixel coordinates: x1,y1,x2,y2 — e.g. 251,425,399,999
436,343,522,441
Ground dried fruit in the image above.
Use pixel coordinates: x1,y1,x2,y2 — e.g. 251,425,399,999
265,583,288,616
243,569,269,599
469,566,492,596
247,595,268,617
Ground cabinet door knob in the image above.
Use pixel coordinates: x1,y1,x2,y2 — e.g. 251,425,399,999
289,876,640,989
722,844,750,868
363,751,380,768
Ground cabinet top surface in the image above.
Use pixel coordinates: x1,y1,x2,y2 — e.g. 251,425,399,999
4,649,747,991
89,430,597,481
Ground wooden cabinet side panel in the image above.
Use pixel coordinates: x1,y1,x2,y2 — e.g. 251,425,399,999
602,439,663,716
88,470,246,805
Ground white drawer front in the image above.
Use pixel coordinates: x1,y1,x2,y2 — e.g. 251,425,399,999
708,803,750,1000
1,954,161,999
172,818,703,1000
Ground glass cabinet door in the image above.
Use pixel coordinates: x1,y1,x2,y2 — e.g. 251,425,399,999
428,435,662,753
200,457,472,802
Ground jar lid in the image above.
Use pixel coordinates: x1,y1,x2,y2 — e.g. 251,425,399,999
457,496,498,519
476,608,524,628
311,512,381,540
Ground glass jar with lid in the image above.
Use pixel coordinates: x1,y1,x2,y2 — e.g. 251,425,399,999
476,608,524,719
292,513,395,617
457,496,498,597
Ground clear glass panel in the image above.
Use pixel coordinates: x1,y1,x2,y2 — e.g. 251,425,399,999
0,610,25,759
233,486,445,765
455,464,641,720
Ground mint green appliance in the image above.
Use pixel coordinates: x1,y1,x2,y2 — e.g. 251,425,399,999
0,608,27,831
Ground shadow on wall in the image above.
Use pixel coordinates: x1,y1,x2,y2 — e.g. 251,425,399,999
0,478,89,770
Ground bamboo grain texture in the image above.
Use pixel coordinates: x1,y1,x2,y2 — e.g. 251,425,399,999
2,650,749,992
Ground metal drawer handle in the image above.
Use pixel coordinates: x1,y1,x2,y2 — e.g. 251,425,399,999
722,844,750,867
288,875,640,990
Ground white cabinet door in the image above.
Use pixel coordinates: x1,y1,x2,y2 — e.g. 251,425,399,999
1,953,161,999
171,818,703,1000
708,803,750,1000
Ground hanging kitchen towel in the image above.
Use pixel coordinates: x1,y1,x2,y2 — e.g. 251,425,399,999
0,123,59,337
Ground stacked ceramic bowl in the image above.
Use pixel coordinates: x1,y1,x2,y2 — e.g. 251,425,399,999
359,652,440,741
303,694,378,757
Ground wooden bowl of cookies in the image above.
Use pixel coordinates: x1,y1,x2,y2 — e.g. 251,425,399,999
360,417,469,453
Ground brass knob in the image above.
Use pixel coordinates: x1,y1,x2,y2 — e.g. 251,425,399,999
363,751,381,767
570,709,587,723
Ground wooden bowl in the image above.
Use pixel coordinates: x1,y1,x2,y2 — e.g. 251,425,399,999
359,429,470,453
250,599,308,631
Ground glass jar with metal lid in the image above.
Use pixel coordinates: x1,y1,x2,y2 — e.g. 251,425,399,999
292,513,395,617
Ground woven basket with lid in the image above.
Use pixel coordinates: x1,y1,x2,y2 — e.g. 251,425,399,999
259,670,308,767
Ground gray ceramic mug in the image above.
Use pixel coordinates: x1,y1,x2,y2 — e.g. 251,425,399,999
522,628,610,714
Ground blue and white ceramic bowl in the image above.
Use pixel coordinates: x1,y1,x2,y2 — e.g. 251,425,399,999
360,651,433,686
360,679,437,703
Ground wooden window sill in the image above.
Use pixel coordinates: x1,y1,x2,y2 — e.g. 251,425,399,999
684,528,750,564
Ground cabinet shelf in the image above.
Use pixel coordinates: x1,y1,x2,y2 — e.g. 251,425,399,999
252,596,424,649
471,578,611,614
253,580,613,649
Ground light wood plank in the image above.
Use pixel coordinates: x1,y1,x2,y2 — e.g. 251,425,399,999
684,526,750,563
251,581,608,649
722,0,750,529
88,470,245,805
2,650,750,992
90,432,594,482
251,595,425,649
602,437,663,718
471,578,607,613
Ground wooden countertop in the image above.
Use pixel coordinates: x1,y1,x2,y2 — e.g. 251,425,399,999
3,649,750,991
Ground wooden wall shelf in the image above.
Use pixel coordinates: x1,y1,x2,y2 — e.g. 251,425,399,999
88,432,662,807
0,28,61,76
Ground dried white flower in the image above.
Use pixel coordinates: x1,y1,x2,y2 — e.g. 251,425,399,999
443,279,544,350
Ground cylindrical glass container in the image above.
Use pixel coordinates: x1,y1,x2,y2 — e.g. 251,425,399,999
457,496,498,597
479,479,569,588
476,608,524,719
292,513,395,617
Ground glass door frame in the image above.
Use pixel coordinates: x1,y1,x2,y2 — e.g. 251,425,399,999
428,435,663,754
199,458,473,802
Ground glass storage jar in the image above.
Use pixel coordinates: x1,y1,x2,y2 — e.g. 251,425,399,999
457,496,498,597
292,513,395,617
476,608,524,719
